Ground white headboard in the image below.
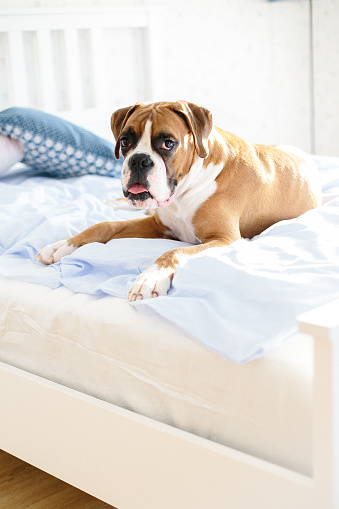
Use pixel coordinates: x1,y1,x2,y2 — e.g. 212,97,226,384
0,7,155,139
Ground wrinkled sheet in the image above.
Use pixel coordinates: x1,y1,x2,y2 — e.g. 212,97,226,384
1,155,339,363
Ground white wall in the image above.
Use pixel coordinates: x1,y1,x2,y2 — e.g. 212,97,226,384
313,0,339,156
0,0,338,155
149,0,312,151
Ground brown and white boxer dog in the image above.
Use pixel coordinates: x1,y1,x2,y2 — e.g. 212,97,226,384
36,101,322,301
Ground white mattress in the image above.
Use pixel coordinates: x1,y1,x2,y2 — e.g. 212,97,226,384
0,276,312,476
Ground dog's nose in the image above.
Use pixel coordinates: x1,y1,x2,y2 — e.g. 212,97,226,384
129,153,154,170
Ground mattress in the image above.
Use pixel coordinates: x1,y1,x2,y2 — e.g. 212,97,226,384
0,276,312,476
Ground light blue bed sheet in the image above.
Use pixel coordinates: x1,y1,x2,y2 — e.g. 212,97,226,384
1,156,339,363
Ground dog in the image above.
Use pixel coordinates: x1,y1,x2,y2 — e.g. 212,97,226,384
36,100,322,301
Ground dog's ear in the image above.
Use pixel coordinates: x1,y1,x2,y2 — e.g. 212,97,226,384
171,101,213,159
111,104,141,159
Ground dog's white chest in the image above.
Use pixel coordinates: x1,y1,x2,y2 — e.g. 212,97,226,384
158,200,200,244
157,160,222,244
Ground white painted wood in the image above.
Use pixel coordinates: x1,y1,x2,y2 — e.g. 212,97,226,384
0,7,150,32
299,299,339,509
7,30,29,107
298,299,339,342
0,32,11,106
333,341,339,509
140,9,155,102
36,29,57,112
313,335,335,508
64,28,83,112
146,8,160,102
90,27,107,111
0,7,153,130
0,361,313,509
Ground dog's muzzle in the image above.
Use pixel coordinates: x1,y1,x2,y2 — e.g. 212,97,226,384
124,152,154,202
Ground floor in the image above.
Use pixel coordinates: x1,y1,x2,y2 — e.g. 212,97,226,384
0,449,115,508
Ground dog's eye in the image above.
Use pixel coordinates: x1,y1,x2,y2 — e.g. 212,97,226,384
160,140,175,151
120,137,131,148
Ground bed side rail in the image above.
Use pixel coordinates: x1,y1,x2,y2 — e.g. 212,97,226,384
299,298,339,509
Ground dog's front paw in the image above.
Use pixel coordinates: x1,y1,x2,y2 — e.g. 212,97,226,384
128,265,172,301
36,239,77,265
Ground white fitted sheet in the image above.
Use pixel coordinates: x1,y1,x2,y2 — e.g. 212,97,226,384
0,276,312,476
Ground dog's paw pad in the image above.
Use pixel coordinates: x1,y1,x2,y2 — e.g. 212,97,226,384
36,239,76,265
128,265,172,301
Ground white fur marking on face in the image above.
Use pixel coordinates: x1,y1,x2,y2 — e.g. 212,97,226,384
121,120,155,190
135,119,153,154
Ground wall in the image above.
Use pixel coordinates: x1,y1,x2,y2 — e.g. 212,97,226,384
313,0,339,156
0,0,338,155
149,0,312,151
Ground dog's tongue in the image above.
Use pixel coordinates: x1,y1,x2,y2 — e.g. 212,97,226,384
128,184,148,194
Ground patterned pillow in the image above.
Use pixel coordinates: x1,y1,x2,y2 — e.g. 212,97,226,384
0,107,122,178
0,134,24,175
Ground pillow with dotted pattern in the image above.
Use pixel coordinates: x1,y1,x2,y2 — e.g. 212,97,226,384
0,107,122,178
0,133,24,175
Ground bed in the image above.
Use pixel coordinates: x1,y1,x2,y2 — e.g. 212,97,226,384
1,8,339,509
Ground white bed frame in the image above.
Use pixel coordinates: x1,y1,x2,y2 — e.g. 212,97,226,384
1,8,339,509
0,6,157,137
0,301,338,509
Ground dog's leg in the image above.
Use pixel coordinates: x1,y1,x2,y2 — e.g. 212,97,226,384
128,237,238,301
36,215,165,265
128,206,241,300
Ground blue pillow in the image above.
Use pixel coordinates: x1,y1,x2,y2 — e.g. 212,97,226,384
0,107,122,178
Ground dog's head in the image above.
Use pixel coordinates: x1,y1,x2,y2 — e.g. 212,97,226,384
111,100,213,209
